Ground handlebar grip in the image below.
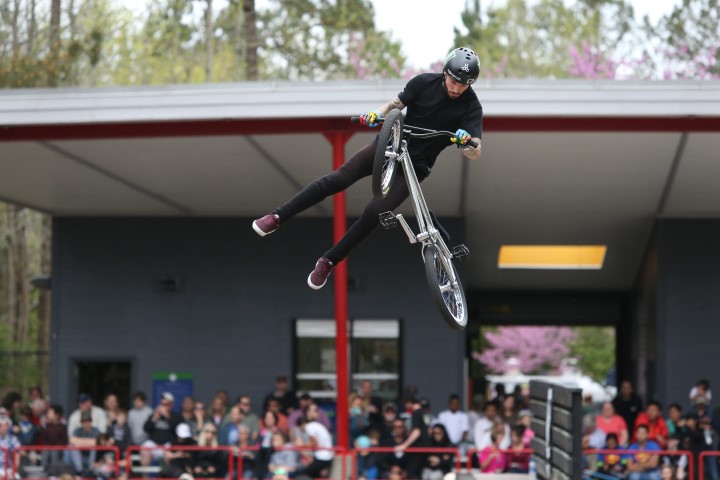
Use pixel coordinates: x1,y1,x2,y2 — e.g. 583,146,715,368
467,139,479,148
350,116,361,123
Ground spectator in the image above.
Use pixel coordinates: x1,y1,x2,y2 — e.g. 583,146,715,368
690,379,712,404
187,401,208,440
355,435,379,480
358,380,384,427
505,425,530,473
691,395,716,425
259,411,283,450
103,393,120,426
467,394,485,444
614,380,643,434
478,432,506,473
69,411,100,476
128,391,152,445
67,393,107,439
501,395,518,426
394,398,430,480
597,401,629,446
698,415,719,480
517,409,535,446
237,424,259,478
108,409,132,453
626,424,662,480
288,394,329,435
268,431,299,476
160,423,197,478
379,417,408,476
296,403,334,478
596,433,627,478
219,406,243,446
28,387,43,405
194,423,226,478
0,415,22,478
29,399,47,427
209,395,227,428
181,396,195,425
265,399,289,434
421,424,453,480
376,403,399,446
17,406,38,445
2,392,23,424
473,401,510,451
92,433,117,480
666,403,683,437
436,394,470,447
37,404,69,469
661,434,688,480
634,402,669,448
263,375,299,416
237,395,261,438
141,392,183,467
349,393,369,443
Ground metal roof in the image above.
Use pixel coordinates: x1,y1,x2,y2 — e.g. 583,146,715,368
2,79,720,126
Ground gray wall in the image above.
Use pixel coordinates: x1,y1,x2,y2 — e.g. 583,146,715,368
51,217,466,412
656,219,720,409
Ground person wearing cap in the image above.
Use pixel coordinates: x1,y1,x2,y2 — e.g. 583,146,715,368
67,393,107,439
159,422,197,478
69,410,101,475
140,392,184,467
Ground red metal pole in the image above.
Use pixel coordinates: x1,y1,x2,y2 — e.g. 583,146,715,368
323,132,353,452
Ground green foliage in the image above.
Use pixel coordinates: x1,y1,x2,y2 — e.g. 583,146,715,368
454,0,633,78
569,326,616,383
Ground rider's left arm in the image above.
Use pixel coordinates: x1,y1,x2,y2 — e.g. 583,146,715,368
462,138,482,160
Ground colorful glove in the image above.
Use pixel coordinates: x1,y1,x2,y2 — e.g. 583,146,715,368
359,110,382,127
451,129,472,148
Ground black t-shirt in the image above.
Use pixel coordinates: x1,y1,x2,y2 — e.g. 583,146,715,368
144,412,183,445
397,73,483,174
612,395,643,433
410,409,430,447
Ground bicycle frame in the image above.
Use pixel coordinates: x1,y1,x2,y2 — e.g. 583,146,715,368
390,134,461,290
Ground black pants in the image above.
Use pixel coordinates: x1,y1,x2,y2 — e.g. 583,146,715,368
295,457,333,478
274,143,427,264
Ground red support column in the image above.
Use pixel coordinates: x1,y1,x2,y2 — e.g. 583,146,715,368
323,132,353,452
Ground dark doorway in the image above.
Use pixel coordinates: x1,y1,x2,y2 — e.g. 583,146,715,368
75,360,132,409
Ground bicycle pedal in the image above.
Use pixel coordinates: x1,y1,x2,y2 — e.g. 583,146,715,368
451,244,470,260
379,211,398,229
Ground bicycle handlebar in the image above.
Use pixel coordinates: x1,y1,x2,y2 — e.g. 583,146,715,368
350,116,478,148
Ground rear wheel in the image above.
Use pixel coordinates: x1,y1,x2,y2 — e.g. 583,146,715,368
372,109,404,199
423,245,468,331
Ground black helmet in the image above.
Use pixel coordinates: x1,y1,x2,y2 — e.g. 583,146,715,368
443,47,480,85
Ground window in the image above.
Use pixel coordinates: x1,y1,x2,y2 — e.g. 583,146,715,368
295,319,400,400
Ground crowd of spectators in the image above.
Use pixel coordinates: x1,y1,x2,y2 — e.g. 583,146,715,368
0,376,716,480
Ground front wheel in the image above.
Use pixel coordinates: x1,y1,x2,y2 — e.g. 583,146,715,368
372,109,404,199
423,245,468,331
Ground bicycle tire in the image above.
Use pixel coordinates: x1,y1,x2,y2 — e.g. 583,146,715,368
372,109,404,200
423,245,468,331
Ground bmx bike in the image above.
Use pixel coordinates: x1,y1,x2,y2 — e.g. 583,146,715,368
353,109,473,331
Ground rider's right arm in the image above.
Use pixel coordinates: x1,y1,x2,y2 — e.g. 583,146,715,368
376,97,405,117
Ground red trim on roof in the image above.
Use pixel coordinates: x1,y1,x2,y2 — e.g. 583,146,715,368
1,116,719,141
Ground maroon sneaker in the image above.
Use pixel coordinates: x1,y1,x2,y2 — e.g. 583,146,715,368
252,214,281,236
307,257,334,290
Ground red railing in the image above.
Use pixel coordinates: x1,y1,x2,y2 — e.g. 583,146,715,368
350,447,462,480
585,449,694,480
126,445,234,480
12,445,121,480
465,448,533,472
697,451,720,480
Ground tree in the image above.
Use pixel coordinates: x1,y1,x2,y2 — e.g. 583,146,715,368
474,326,576,374
454,0,633,78
259,0,406,80
568,327,615,383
